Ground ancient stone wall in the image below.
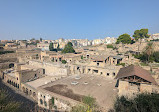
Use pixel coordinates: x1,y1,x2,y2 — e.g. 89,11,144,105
29,60,68,76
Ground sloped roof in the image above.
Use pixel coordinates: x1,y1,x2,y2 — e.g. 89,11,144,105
115,65,158,85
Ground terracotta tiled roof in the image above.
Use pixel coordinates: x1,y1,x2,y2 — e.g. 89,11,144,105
115,65,158,85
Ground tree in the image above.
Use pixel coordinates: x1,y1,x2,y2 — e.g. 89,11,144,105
61,42,75,53
110,93,159,112
116,33,132,44
35,40,40,44
153,51,159,63
40,38,42,42
144,42,154,63
133,29,150,41
133,29,150,55
67,42,73,46
30,38,35,41
56,43,61,51
49,43,54,51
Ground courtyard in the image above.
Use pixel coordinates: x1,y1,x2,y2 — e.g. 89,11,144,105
40,74,118,111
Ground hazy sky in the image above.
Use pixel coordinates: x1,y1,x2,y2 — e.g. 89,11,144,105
0,0,159,40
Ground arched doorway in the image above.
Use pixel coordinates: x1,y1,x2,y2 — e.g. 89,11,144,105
2,73,4,79
9,63,14,68
26,88,28,95
13,82,15,87
29,90,32,95
33,92,36,98
22,87,25,93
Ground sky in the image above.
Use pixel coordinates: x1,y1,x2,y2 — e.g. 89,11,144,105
0,0,159,40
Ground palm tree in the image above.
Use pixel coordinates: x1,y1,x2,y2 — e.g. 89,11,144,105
144,42,154,63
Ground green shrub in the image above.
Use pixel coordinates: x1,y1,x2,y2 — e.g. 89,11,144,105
133,51,159,63
116,63,125,66
62,60,67,64
140,62,148,66
81,56,83,59
111,93,159,112
153,51,159,63
71,95,100,112
107,44,114,48
52,97,54,105
62,42,75,53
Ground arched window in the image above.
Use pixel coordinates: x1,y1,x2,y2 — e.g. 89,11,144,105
26,88,28,95
44,101,47,107
34,74,37,78
29,90,32,95
40,99,43,105
33,92,36,97
9,63,14,68
43,69,45,74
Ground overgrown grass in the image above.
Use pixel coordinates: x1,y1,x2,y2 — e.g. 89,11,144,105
116,63,125,67
140,62,148,66
71,95,100,112
107,44,114,48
